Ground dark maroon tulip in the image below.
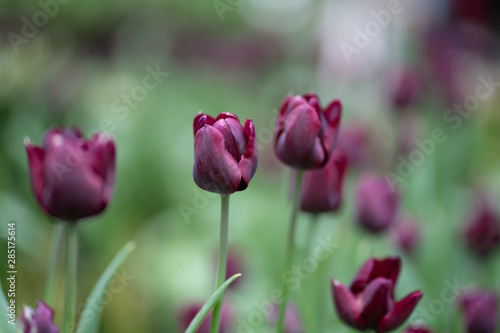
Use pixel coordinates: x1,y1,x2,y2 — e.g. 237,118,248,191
403,325,434,333
331,256,422,333
269,302,303,333
179,302,233,333
300,148,348,214
274,93,342,170
20,301,59,333
25,127,115,222
388,68,421,110
460,290,498,333
392,217,421,255
355,174,399,233
193,112,257,195
463,200,500,258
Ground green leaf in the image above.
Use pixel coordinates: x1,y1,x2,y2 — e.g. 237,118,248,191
75,241,136,333
184,273,241,333
0,275,17,333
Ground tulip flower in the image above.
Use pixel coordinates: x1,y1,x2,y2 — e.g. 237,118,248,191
403,326,434,333
331,256,423,333
300,148,348,214
337,122,368,170
20,301,59,333
392,217,421,255
463,200,500,258
193,112,257,195
388,68,421,110
25,127,116,222
274,93,342,170
355,174,399,233
460,290,498,333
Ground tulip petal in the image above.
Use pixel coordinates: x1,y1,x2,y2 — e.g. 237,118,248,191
238,119,258,191
360,278,394,328
280,94,294,116
331,279,366,330
193,126,241,195
276,104,324,169
90,133,116,205
213,117,247,162
193,113,215,136
26,143,46,207
351,257,400,295
378,290,423,333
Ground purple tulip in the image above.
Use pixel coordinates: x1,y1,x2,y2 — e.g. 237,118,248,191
355,174,399,233
25,127,116,222
392,217,421,255
20,301,59,333
388,68,421,110
179,302,233,333
300,148,348,214
460,290,498,333
338,122,368,169
269,302,303,333
193,112,257,195
274,93,342,170
463,200,500,258
331,257,423,333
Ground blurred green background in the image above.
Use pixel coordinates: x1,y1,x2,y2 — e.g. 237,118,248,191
1,0,500,332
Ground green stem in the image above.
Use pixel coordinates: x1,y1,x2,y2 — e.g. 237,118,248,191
276,171,303,333
63,223,78,333
210,195,230,333
44,222,65,306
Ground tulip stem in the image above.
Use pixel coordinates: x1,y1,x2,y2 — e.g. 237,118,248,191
276,171,303,333
44,222,64,306
210,195,230,333
63,223,78,333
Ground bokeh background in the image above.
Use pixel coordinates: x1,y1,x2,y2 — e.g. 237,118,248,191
1,0,500,332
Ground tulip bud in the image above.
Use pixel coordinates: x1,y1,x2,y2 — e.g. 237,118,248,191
20,301,59,333
25,127,116,222
193,112,258,195
274,93,342,170
179,302,233,333
463,200,500,258
331,256,422,333
300,148,348,214
392,217,421,255
355,174,399,233
388,68,421,110
269,302,303,333
460,290,498,333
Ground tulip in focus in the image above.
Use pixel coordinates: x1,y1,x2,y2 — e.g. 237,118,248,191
460,290,498,333
274,93,342,170
463,200,500,258
331,256,423,333
193,112,257,195
355,174,399,233
300,148,348,214
25,127,116,222
20,301,59,333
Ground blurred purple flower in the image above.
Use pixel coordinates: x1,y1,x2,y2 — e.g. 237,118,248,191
300,148,348,214
460,290,498,333
25,127,116,222
179,302,233,333
269,302,303,333
355,174,399,234
331,256,422,333
463,200,500,258
20,301,59,333
274,93,342,170
338,122,369,169
392,217,422,255
388,68,421,110
193,112,258,195
403,325,434,333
